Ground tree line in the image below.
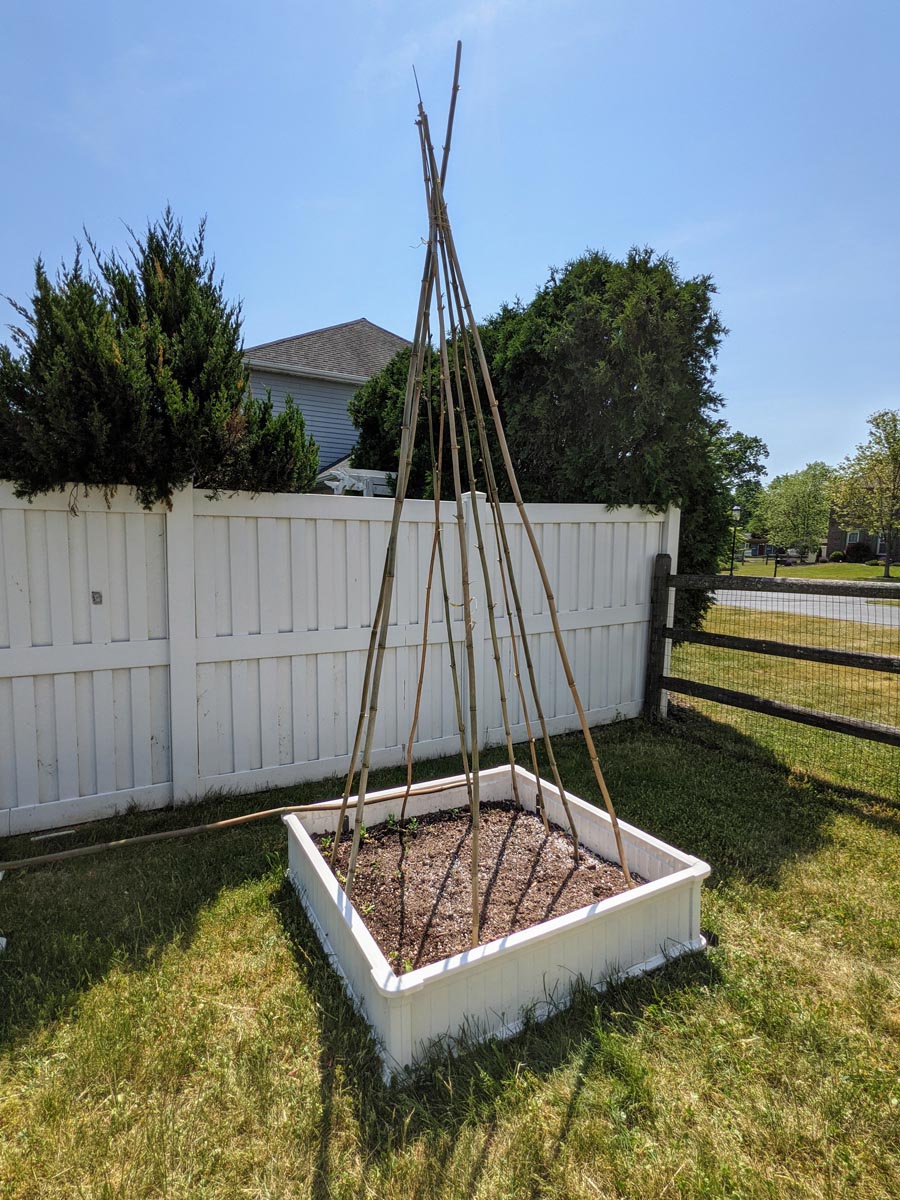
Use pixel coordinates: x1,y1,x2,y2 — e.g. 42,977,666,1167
737,411,900,577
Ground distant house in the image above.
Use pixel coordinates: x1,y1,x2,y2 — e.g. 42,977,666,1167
244,318,409,469
825,513,899,559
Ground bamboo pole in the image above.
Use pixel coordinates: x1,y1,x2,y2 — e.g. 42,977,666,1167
399,345,441,821
449,269,579,854
398,333,472,822
329,569,389,867
343,286,433,894
340,46,468,897
421,116,482,947
434,225,521,810
333,46,465,873
422,127,586,861
0,778,482,875
457,322,548,830
494,526,549,831
330,325,427,871
429,169,634,886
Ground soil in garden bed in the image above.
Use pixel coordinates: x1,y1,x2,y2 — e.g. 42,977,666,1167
318,801,640,973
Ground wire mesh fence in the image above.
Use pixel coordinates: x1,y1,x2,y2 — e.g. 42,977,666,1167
666,582,900,802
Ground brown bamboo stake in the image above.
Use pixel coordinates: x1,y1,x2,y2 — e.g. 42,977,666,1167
422,128,585,861
484,468,548,829
450,319,558,834
430,170,634,886
399,333,472,822
330,569,389,867
453,286,579,854
343,358,425,893
448,317,547,829
427,434,474,807
421,118,483,948
343,293,434,896
342,49,467,895
496,536,549,831
399,366,441,820
330,330,428,869
0,778,480,875
435,225,522,810
332,47,463,871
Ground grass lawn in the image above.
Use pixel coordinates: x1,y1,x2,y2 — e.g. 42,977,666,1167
727,561,900,581
2,716,899,1198
671,605,899,801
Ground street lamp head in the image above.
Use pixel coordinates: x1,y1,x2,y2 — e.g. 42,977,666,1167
731,505,741,522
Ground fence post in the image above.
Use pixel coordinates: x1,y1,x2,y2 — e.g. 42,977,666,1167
659,506,680,716
644,552,671,720
166,484,199,803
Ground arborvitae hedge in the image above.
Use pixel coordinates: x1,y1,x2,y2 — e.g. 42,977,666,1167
0,209,318,508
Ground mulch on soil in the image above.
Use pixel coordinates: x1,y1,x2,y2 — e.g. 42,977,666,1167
317,801,639,973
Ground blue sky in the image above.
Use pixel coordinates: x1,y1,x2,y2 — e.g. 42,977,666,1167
1,0,897,478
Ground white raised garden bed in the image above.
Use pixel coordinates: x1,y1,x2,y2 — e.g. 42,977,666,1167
284,764,710,1073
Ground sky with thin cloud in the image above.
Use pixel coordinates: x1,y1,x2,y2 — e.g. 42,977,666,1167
1,0,897,477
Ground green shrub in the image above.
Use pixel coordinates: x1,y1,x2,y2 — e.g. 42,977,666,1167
829,550,846,562
865,558,882,567
845,541,873,562
0,209,318,508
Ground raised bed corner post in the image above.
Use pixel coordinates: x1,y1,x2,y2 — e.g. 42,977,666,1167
644,552,672,721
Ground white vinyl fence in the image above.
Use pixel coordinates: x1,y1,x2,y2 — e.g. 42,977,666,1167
0,483,679,835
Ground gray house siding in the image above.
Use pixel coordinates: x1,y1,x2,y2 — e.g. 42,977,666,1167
249,368,360,469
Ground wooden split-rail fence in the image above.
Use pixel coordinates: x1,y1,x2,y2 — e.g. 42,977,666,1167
644,553,900,748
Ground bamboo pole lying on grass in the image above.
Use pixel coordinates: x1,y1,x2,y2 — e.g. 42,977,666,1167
0,778,480,875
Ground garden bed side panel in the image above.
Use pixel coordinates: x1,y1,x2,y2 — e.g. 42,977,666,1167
284,766,709,1071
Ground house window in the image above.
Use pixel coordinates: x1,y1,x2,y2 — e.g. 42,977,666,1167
877,537,886,555
846,530,860,545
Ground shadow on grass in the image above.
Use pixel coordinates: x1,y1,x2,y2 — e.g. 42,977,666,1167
0,781,342,1048
270,875,723,1198
660,704,900,845
0,709,876,1069
544,712,842,889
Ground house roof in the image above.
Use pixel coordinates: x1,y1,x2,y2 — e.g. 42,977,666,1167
244,318,409,382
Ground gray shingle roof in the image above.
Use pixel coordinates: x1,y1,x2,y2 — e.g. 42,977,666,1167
245,318,409,380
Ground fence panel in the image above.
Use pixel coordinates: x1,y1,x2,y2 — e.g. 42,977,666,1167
0,484,678,834
480,505,676,744
0,491,172,833
644,555,900,798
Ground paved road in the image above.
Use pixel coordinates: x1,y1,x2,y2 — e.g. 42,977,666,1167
714,589,899,627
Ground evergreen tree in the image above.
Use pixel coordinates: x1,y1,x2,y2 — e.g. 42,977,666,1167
350,248,767,625
0,209,318,508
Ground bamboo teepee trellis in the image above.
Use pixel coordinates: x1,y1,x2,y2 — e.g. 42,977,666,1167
332,44,634,948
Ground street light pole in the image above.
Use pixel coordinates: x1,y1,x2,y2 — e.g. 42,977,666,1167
729,505,741,577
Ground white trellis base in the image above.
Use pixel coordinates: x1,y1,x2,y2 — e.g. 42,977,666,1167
284,764,710,1073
